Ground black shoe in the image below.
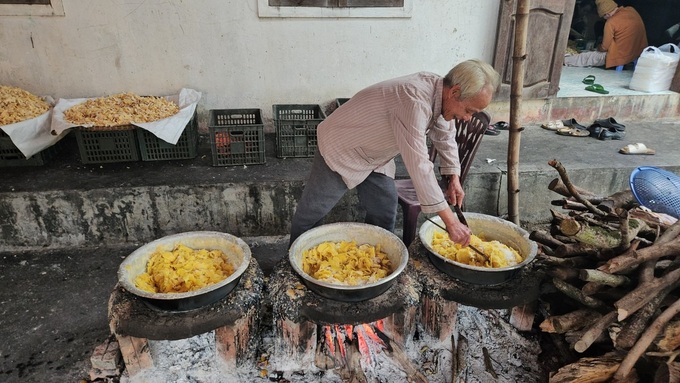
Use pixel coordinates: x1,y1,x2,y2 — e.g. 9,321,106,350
593,117,625,132
485,125,501,135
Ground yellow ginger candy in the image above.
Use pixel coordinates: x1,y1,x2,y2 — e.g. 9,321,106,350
134,244,235,293
302,240,392,285
431,232,523,268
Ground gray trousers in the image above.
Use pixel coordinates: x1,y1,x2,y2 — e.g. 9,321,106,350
289,151,398,247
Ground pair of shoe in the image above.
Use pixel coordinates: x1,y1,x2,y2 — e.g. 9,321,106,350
582,75,610,94
587,117,626,140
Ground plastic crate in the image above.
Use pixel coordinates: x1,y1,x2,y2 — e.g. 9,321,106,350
0,129,63,167
209,109,265,166
335,98,350,108
75,126,140,164
138,113,199,161
273,104,326,158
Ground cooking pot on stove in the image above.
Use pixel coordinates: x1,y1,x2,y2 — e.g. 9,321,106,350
118,231,252,311
289,222,408,302
419,213,537,285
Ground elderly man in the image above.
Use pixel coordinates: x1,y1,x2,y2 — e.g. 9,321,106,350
288,59,500,247
564,0,648,68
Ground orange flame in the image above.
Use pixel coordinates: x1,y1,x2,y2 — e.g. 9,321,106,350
334,324,347,359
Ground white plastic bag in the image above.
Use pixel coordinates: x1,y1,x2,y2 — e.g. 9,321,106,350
629,44,680,92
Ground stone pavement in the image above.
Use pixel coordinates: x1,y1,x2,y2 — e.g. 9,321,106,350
1,118,679,382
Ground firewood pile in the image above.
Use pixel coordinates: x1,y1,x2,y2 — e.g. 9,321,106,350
532,160,680,383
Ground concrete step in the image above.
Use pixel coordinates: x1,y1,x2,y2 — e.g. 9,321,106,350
2,118,680,252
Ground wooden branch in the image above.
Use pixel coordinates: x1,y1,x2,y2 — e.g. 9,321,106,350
551,278,610,311
658,219,680,244
540,254,591,268
579,269,630,288
548,160,607,216
599,236,680,274
547,267,580,281
613,299,680,380
574,311,618,353
554,242,599,258
548,177,600,199
614,268,680,321
530,230,565,249
615,290,669,349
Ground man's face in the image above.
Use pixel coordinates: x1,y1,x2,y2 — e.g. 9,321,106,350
441,85,492,122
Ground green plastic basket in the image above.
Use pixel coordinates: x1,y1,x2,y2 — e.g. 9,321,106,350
209,109,265,166
273,104,326,158
138,113,199,161
0,130,64,167
75,126,140,164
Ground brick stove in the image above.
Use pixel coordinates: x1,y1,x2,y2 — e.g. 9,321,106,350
107,257,264,378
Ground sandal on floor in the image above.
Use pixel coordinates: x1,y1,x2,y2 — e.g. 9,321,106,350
593,117,625,132
556,127,589,137
582,75,596,84
585,84,609,94
561,118,587,130
619,143,655,155
541,120,565,131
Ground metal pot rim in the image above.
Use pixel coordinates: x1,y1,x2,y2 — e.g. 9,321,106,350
289,222,408,293
118,231,252,301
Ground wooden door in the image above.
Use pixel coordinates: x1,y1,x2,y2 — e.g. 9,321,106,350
493,0,576,99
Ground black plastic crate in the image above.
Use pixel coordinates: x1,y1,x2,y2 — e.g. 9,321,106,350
335,98,350,108
273,104,326,158
75,126,140,164
209,109,265,166
138,113,199,161
0,129,64,167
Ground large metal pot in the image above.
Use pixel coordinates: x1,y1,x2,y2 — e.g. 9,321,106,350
118,231,252,311
289,222,409,302
419,213,537,285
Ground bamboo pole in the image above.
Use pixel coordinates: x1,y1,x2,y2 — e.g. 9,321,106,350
507,0,530,224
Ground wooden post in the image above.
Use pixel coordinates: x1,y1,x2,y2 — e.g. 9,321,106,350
507,0,530,224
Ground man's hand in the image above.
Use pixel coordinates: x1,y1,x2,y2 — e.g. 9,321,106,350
444,174,465,207
438,207,471,247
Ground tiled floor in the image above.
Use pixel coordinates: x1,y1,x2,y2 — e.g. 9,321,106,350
557,66,677,97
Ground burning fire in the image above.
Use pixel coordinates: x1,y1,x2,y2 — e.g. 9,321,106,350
320,320,389,366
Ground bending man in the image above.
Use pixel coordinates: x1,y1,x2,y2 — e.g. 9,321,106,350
289,59,500,247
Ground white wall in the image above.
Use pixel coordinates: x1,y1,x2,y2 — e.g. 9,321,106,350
0,0,500,129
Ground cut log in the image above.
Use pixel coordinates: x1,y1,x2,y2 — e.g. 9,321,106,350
559,217,622,249
548,352,636,383
654,361,680,383
539,309,602,334
510,303,536,332
547,267,580,281
597,190,636,214
656,320,680,352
